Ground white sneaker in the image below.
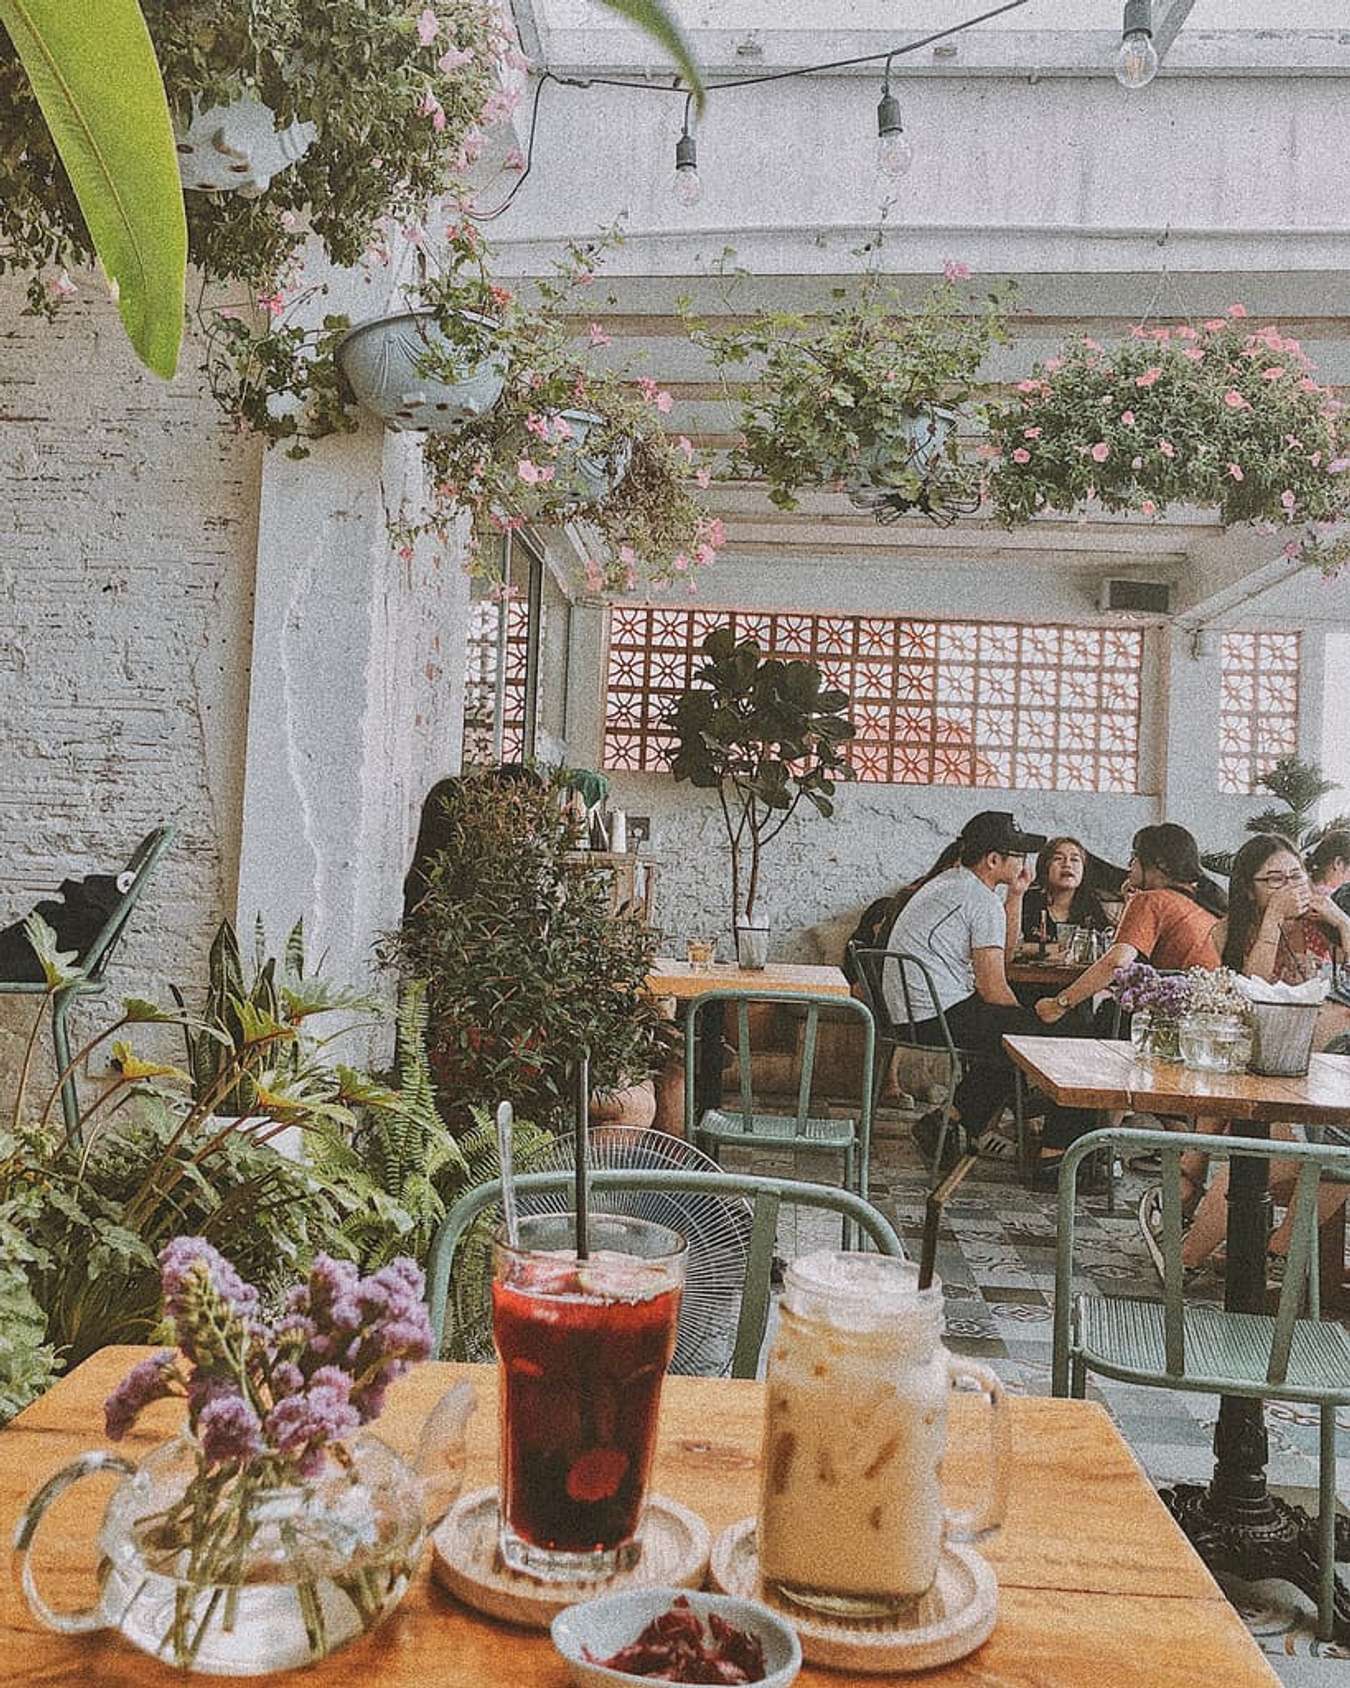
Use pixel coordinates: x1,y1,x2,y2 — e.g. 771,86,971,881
975,1129,1017,1161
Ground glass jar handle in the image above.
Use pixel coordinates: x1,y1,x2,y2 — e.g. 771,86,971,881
943,1356,1009,1543
13,1451,135,1634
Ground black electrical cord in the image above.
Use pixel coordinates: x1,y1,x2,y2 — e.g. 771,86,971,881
468,0,1032,220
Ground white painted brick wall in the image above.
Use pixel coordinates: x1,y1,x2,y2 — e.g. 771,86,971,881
1,282,259,1087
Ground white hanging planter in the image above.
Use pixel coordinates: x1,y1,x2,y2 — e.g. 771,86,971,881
846,406,957,509
508,408,633,514
335,309,507,433
175,97,316,198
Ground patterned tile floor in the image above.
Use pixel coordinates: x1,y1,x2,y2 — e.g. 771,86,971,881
720,1115,1350,1678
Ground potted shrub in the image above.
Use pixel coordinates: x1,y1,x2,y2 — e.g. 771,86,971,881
1201,754,1350,876
666,628,855,967
986,308,1350,569
697,275,1010,522
383,770,664,1129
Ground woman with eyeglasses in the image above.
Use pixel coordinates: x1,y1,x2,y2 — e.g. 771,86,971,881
1142,833,1350,1282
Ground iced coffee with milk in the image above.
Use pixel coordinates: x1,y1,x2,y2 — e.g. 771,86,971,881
757,1251,1006,1615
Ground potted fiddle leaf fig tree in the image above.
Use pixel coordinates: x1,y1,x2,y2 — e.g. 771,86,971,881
666,628,856,967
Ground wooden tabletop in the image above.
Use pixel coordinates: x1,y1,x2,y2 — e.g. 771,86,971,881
647,958,851,1002
1008,955,1088,988
1004,1035,1350,1123
1,1349,1276,1686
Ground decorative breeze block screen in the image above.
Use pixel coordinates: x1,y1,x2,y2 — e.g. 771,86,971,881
463,597,529,765
604,607,1144,793
1218,632,1301,795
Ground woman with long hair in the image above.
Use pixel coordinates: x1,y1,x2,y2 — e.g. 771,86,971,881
1164,834,1350,1276
1034,821,1225,1029
1306,828,1350,899
1020,836,1113,943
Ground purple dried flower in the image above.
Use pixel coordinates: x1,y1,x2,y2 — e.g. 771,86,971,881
198,1393,265,1467
270,1361,304,1399
159,1237,259,1321
105,1351,179,1441
264,1380,360,1475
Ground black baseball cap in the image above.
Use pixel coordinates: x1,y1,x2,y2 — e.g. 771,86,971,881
959,811,1044,857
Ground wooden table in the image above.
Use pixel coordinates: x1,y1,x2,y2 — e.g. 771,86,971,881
1004,1034,1350,1638
0,1349,1277,1686
648,960,851,1118
1007,954,1086,990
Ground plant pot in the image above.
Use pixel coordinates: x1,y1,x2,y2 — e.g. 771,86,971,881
336,310,506,433
175,97,316,198
1247,1001,1320,1077
651,1053,686,1138
509,408,632,512
588,1078,657,1130
845,407,957,510
735,920,771,971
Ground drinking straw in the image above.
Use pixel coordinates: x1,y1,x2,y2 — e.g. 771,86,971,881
574,1047,590,1260
495,1100,519,1249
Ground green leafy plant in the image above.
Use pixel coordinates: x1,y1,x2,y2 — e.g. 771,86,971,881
697,276,1010,517
0,1201,58,1423
171,915,380,1115
987,310,1350,572
383,771,663,1127
0,0,186,376
1202,755,1350,875
666,628,856,926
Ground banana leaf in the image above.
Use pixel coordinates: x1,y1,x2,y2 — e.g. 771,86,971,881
0,0,186,376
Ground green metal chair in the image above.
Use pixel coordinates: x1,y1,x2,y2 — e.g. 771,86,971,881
425,1167,903,1379
0,826,174,1138
682,989,874,1241
1052,1123,1350,1639
850,944,1020,1177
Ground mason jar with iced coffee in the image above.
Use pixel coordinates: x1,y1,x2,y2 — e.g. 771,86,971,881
758,1251,1008,1614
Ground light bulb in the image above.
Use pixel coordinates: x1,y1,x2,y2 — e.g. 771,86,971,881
673,131,702,206
876,128,914,179
1115,29,1158,88
875,90,913,179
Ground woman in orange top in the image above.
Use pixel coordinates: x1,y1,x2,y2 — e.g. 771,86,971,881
1034,822,1225,1027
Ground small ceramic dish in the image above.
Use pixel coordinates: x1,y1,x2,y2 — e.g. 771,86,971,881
550,1586,802,1688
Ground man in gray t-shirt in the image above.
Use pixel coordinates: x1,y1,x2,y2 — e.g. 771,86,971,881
883,811,1083,1163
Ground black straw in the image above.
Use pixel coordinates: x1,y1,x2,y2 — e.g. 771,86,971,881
574,1047,590,1260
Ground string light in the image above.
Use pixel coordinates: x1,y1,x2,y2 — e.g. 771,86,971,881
672,93,702,206
875,55,914,180
470,0,1033,221
1115,0,1159,89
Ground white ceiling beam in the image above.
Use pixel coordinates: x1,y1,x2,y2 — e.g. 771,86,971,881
538,27,1350,80
507,0,548,66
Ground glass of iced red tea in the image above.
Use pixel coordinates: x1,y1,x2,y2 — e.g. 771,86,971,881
491,1212,686,1581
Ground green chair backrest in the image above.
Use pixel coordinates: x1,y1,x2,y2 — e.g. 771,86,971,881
681,988,875,1144
425,1167,903,1379
849,945,962,1064
81,827,175,984
1053,1124,1350,1396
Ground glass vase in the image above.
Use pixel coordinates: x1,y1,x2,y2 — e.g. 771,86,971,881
1147,1017,1183,1063
1179,1012,1251,1075
17,1430,426,1674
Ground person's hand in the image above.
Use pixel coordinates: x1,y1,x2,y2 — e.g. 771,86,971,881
1308,891,1350,936
1266,882,1310,924
1035,996,1066,1025
1010,864,1033,899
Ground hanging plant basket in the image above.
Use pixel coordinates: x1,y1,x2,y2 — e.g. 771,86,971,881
695,279,1011,519
986,308,1350,569
336,310,506,433
505,408,634,512
174,97,316,198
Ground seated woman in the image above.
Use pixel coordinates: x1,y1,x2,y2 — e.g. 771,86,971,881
1304,829,1350,964
1166,834,1350,1276
1033,822,1226,1031
1020,836,1114,945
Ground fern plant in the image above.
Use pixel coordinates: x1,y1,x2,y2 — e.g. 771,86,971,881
310,982,554,1285
1203,755,1350,875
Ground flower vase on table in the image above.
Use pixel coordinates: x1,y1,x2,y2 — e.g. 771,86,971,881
14,1240,471,1675
1113,963,1194,1065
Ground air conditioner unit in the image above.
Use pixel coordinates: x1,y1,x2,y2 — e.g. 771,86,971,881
1098,578,1171,615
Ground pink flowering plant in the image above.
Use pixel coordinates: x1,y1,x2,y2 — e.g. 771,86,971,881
102,1239,432,1668
696,271,1011,517
399,227,724,592
0,0,513,333
987,311,1350,571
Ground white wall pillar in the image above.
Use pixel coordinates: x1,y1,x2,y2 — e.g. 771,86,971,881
235,421,471,1005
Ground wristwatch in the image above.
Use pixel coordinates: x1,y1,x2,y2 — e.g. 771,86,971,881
1054,992,1072,1012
